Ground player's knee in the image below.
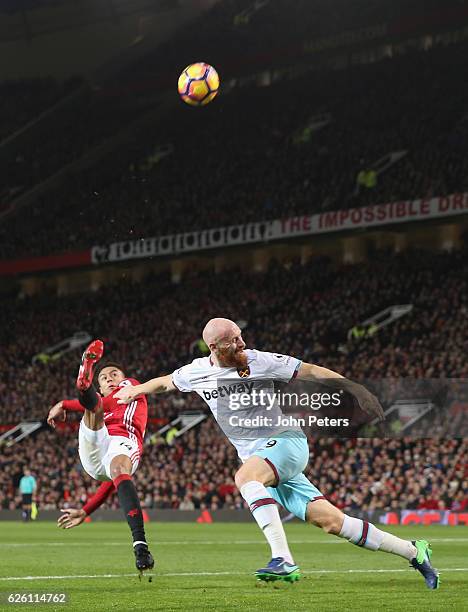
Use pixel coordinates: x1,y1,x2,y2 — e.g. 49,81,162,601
308,513,341,534
234,466,260,490
235,456,276,489
320,516,342,535
109,458,132,479
306,500,344,535
234,468,247,490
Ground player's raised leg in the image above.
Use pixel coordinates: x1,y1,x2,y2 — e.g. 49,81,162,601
306,498,440,589
76,339,104,410
76,339,106,433
75,340,154,576
235,455,300,582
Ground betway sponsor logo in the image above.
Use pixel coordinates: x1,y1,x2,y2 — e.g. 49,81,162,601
203,382,254,401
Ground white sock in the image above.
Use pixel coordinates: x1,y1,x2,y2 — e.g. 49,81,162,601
240,480,294,564
263,516,295,562
339,515,417,559
379,531,417,560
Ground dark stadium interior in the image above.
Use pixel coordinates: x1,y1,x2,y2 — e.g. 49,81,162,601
1,30,468,258
0,0,466,531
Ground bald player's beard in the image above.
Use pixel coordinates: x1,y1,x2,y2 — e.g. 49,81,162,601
217,346,248,369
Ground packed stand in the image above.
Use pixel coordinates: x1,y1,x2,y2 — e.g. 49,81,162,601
1,38,468,259
0,425,465,512
0,246,467,424
0,246,467,511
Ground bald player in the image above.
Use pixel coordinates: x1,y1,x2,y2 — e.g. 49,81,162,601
115,318,439,589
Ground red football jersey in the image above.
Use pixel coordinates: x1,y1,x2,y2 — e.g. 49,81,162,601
102,378,147,454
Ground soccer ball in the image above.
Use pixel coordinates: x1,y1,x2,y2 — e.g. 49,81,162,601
178,63,220,106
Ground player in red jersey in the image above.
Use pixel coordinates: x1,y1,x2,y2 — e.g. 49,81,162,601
47,340,154,576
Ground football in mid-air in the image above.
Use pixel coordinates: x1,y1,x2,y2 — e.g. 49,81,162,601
178,62,220,106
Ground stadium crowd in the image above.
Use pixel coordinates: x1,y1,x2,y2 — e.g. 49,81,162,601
0,246,467,511
0,0,466,515
0,424,466,513
1,247,467,423
1,35,467,259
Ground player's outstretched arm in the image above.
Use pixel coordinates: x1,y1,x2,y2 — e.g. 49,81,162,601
115,374,176,404
47,401,66,428
47,399,85,428
58,481,115,529
296,362,385,421
57,507,86,529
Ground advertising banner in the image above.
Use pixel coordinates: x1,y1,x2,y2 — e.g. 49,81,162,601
91,193,468,265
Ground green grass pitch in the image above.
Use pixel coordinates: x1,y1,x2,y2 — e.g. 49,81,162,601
0,522,466,611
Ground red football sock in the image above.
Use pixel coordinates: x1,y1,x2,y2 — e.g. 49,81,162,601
113,474,146,546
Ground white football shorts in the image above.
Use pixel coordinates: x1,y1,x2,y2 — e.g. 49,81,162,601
78,420,140,481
